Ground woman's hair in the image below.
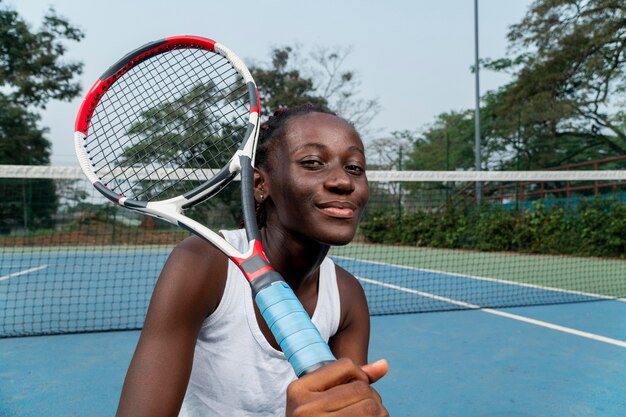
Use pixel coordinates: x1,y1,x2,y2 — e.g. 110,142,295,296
255,103,336,171
252,103,337,228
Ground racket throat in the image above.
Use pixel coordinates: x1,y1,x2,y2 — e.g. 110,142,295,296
233,240,279,290
249,269,285,297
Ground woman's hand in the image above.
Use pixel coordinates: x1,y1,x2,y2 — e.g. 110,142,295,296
286,358,389,417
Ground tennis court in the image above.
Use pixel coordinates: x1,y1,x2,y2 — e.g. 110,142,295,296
1,245,625,416
2,242,625,336
3,0,626,414
1,168,626,416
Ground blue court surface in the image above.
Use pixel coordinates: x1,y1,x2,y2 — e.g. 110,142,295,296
1,249,625,416
1,301,625,416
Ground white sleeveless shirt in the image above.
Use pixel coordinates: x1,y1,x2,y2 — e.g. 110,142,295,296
179,229,341,417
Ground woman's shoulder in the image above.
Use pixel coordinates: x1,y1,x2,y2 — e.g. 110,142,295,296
333,263,365,295
156,235,230,316
169,235,228,275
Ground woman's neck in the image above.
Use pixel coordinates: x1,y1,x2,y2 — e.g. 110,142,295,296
260,226,330,292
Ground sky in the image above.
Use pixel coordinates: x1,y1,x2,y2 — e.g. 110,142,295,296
9,0,534,166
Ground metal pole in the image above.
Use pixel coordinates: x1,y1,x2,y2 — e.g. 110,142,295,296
474,0,482,204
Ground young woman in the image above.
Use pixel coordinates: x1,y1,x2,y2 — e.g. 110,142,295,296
115,104,388,416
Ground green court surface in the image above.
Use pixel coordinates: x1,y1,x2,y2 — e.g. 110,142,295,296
331,243,626,297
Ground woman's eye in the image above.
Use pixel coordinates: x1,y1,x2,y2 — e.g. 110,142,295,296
346,164,365,174
300,159,324,169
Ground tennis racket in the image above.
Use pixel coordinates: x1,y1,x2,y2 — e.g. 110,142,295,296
73,35,335,376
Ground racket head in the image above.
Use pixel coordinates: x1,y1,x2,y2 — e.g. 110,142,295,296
72,36,336,377
74,35,260,208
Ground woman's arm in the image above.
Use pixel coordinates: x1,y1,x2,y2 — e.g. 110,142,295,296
328,266,371,365
116,236,228,417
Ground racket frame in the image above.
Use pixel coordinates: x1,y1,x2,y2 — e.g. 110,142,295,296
74,35,335,376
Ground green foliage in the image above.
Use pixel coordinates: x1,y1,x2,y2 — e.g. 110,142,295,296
403,111,477,171
121,82,244,168
251,47,328,111
0,1,84,165
74,202,117,225
0,178,58,232
468,204,518,251
360,198,626,258
400,0,626,171
481,0,626,166
576,198,626,257
0,1,84,108
0,95,50,164
361,205,468,249
0,2,83,231
110,81,248,221
0,0,83,233
358,211,400,244
509,202,573,254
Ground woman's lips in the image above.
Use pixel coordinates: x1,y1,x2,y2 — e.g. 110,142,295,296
317,202,357,219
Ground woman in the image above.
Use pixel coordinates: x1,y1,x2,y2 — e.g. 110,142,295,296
116,104,388,416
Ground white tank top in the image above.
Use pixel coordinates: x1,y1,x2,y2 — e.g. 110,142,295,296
178,229,341,417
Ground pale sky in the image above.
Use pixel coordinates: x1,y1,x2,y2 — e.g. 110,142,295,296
9,0,534,166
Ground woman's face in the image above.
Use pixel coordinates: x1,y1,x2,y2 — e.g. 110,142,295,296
262,112,369,246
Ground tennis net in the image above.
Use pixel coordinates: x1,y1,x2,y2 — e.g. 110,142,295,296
1,165,625,337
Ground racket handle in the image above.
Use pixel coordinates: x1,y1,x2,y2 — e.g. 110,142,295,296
254,278,335,377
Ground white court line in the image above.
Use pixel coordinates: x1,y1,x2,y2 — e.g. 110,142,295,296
334,255,626,302
359,276,626,349
0,265,48,281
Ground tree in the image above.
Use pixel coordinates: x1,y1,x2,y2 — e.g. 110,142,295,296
403,111,477,171
251,46,380,135
0,2,84,231
0,95,49,165
115,81,245,228
0,2,84,110
0,1,84,164
482,0,626,167
251,46,328,112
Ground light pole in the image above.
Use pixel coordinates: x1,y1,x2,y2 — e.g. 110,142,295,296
474,0,483,204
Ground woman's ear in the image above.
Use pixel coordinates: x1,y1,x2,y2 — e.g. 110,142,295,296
253,168,269,203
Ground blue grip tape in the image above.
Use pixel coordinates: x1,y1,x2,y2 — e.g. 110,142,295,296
255,281,335,376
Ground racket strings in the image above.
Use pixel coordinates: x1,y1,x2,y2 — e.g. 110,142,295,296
93,54,230,174
114,50,244,184
85,47,249,201
88,50,234,184
123,76,248,199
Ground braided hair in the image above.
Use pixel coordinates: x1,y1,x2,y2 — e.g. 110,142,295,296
255,103,337,171
253,103,337,227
